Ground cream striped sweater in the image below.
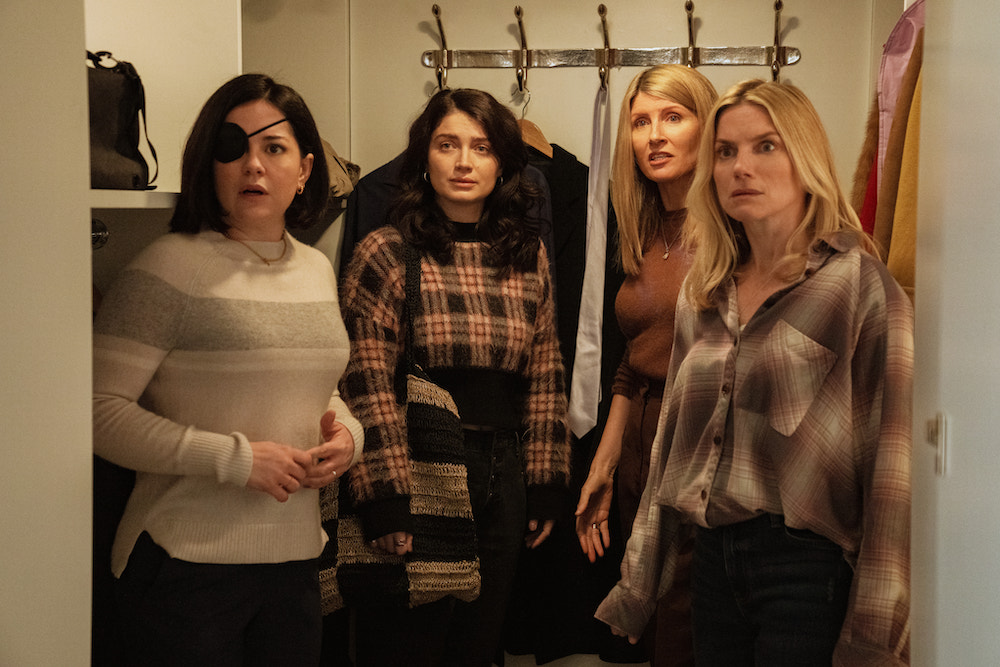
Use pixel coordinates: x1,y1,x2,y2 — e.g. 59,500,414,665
93,230,363,577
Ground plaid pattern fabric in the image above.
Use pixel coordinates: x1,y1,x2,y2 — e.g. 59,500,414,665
320,367,479,613
597,232,913,665
338,226,570,519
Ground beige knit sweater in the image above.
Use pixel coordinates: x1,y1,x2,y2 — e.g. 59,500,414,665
94,230,363,577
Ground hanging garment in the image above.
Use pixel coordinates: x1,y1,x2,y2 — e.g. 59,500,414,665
568,84,613,439
338,153,405,272
852,0,925,234
877,0,925,196
885,62,922,301
872,29,922,302
503,142,629,666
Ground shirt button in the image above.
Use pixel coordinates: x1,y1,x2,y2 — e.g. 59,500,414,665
721,384,730,395
701,489,708,500
713,435,722,445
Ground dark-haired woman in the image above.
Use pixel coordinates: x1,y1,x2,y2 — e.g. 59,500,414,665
93,73,363,665
338,87,571,666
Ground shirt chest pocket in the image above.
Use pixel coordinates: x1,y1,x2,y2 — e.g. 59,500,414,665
740,319,838,437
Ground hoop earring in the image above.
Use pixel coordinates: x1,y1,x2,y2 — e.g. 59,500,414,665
297,185,304,194
423,172,430,183
496,175,504,186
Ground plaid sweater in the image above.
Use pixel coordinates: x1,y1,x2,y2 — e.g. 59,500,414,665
339,226,571,536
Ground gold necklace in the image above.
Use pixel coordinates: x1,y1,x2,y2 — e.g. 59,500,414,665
660,225,683,260
225,230,288,266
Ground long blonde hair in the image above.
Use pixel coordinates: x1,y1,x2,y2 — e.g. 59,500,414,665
685,79,875,310
611,65,718,276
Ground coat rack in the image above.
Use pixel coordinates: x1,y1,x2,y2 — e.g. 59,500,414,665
422,1,799,89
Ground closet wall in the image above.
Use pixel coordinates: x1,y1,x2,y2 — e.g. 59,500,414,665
86,0,242,298
2,1,92,664
243,1,901,189
243,0,351,157
345,0,893,188
16,0,1000,664
912,0,1000,662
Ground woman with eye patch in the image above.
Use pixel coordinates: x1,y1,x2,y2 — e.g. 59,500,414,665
92,73,363,665
596,80,913,666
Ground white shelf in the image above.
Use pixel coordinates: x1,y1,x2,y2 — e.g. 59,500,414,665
90,189,178,210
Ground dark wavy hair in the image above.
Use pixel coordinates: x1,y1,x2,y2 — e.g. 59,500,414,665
392,88,541,273
169,74,329,234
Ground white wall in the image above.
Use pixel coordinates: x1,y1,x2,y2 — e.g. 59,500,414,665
911,0,1000,663
84,0,243,194
8,0,1000,663
0,1,93,664
348,0,883,190
242,0,351,158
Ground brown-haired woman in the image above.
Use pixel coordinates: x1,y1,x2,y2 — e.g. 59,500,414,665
338,87,571,666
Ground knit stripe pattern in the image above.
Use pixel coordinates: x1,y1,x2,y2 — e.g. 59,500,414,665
93,231,363,576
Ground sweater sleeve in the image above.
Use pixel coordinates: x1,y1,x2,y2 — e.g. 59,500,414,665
92,261,252,487
611,343,642,400
338,229,413,538
328,389,365,467
833,261,913,666
522,242,572,520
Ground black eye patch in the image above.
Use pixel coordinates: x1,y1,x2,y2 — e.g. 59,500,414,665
213,117,289,163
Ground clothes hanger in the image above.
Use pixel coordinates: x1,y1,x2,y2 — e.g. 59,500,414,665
513,7,553,158
518,117,553,159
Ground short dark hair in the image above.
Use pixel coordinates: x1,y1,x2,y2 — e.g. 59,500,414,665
393,88,540,272
169,74,329,234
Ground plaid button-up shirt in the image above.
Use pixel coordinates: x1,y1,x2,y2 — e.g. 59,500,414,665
596,232,913,666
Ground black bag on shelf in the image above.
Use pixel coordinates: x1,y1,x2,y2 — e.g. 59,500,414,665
86,50,158,190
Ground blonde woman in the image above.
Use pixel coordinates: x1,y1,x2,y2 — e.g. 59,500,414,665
575,64,716,666
597,79,913,666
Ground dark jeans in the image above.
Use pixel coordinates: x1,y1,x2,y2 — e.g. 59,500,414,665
355,429,526,667
692,513,852,667
115,531,322,667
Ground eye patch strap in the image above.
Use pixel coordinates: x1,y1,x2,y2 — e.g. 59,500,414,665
214,117,288,163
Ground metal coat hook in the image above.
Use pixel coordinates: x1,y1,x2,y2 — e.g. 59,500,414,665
598,4,610,89
433,4,449,90
685,1,697,67
515,6,528,93
771,0,783,81
420,3,801,78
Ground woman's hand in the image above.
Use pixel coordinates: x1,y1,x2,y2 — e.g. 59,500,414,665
609,624,641,645
575,468,613,562
302,409,356,489
525,519,556,549
574,393,628,561
247,441,312,502
371,531,413,556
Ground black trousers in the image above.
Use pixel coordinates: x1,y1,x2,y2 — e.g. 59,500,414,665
115,531,322,667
